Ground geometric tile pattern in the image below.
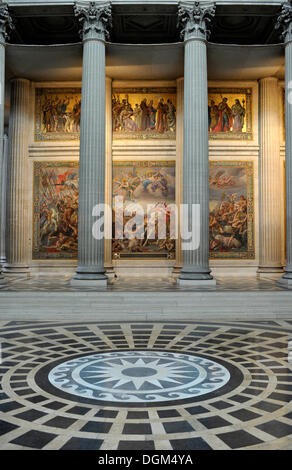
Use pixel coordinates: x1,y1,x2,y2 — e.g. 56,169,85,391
0,320,291,450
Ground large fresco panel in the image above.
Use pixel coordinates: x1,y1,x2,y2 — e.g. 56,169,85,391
209,161,255,259
35,88,81,141
112,161,176,258
208,88,252,140
112,88,177,140
33,162,79,259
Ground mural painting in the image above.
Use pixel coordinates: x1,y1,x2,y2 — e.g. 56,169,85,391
208,88,252,140
33,162,78,259
35,88,81,141
112,88,177,140
112,161,176,258
209,161,254,259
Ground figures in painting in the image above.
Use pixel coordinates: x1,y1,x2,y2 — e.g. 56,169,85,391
112,92,176,138
41,95,81,134
112,163,175,257
209,164,253,258
36,89,81,141
34,164,79,258
208,94,247,135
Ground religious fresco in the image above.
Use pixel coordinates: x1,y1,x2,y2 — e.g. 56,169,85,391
208,88,252,140
35,88,81,141
112,88,177,140
112,161,176,258
209,161,254,259
33,162,78,259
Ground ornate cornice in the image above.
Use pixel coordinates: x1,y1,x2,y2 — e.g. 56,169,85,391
0,2,14,43
74,1,112,42
177,1,216,42
275,1,292,43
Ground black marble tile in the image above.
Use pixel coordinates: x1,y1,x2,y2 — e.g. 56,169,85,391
268,392,292,402
218,430,263,449
15,388,35,396
11,430,57,449
256,420,292,438
26,395,47,404
118,440,155,450
0,419,18,436
15,410,47,421
67,406,90,415
185,405,209,415
157,409,180,418
198,416,231,429
10,382,28,389
229,409,261,422
170,437,212,450
44,416,76,429
126,411,149,420
80,421,113,433
0,401,23,412
61,437,103,450
162,421,194,434
95,409,119,419
243,388,263,396
229,395,250,404
253,401,282,412
43,401,67,411
122,423,152,435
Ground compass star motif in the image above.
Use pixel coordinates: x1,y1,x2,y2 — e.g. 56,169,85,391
80,357,199,391
49,351,230,403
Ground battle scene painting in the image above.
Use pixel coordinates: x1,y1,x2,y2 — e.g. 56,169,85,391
35,88,81,141
33,162,78,259
209,161,254,259
112,161,176,258
208,88,252,140
112,88,177,140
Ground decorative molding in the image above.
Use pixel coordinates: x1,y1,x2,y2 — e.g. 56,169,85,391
74,1,112,41
177,1,216,41
275,1,292,43
0,2,13,42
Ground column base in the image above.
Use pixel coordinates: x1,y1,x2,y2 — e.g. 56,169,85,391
177,278,216,287
277,276,292,289
3,264,30,275
0,273,7,284
70,278,107,288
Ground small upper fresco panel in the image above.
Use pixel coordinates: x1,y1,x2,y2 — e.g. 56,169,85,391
35,88,81,141
112,88,177,140
208,88,252,140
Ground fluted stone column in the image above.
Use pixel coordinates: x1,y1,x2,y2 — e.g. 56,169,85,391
5,78,31,273
0,133,8,265
177,1,216,286
71,1,111,286
0,3,13,282
258,77,283,274
276,2,292,287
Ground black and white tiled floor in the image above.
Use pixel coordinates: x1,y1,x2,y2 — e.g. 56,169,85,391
0,320,291,450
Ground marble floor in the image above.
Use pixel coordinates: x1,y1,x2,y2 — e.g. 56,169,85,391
0,274,287,292
0,320,291,450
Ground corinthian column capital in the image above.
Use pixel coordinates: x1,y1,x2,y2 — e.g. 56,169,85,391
177,1,216,41
74,1,112,41
275,1,292,43
0,2,14,43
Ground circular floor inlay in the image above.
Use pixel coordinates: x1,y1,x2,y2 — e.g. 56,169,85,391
48,351,231,403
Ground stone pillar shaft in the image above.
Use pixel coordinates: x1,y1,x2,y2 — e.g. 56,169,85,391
177,1,216,285
258,77,282,272
5,79,30,272
0,134,8,264
283,41,292,277
0,40,4,280
72,1,111,285
276,2,292,286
